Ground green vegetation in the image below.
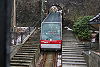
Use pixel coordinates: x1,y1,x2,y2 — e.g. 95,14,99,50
73,16,93,40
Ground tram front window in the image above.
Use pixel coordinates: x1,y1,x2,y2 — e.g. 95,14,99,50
42,23,61,40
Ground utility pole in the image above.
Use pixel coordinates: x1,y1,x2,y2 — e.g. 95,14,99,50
13,0,17,45
0,0,12,67
41,0,44,22
99,25,100,50
13,0,16,32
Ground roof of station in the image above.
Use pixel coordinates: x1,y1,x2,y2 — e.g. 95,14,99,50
89,13,100,24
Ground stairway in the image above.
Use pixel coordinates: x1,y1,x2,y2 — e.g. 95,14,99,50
10,44,39,67
10,30,40,67
62,30,87,67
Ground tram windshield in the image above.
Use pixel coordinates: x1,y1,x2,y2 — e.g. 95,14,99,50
41,23,61,40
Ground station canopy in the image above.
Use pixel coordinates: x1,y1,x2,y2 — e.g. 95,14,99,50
89,13,100,30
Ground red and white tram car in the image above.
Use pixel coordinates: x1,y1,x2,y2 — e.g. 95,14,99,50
40,12,62,51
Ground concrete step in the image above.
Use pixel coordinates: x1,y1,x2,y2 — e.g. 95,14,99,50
62,62,87,65
62,48,79,50
14,55,34,58
20,49,37,51
10,60,31,63
62,52,81,54
22,46,38,48
12,57,33,60
21,47,37,49
62,46,77,48
62,49,81,52
10,63,30,66
62,54,83,57
20,48,37,50
62,46,85,49
77,45,89,47
62,59,85,62
13,56,33,60
62,56,84,60
18,51,36,53
62,64,87,67
16,53,35,55
22,44,33,46
62,47,80,50
62,49,80,52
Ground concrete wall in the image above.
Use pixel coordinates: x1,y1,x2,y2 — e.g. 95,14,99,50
84,51,100,67
89,51,100,67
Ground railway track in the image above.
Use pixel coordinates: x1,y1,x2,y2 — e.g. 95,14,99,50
10,29,40,67
38,52,59,67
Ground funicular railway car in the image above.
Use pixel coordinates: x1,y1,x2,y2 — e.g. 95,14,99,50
40,12,62,51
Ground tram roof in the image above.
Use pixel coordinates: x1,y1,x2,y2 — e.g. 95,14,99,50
43,12,62,23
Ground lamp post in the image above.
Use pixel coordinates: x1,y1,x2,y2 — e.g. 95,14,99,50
44,0,47,10
41,0,44,22
44,0,48,16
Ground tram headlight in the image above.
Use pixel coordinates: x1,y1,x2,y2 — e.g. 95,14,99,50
50,39,52,41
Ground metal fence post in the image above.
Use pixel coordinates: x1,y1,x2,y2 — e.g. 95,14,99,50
21,32,23,43
14,32,17,45
29,26,31,35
